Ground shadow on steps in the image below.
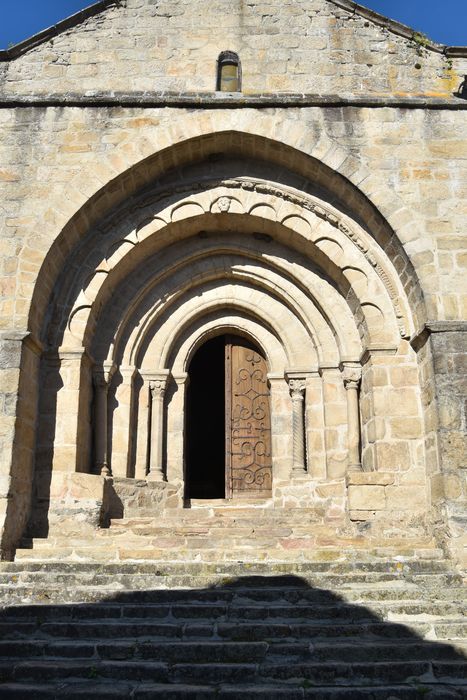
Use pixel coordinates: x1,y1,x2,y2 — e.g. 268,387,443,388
0,574,465,698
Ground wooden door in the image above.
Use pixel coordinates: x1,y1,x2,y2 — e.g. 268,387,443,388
225,337,272,498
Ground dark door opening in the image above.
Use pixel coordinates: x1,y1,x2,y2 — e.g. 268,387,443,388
186,334,272,500
186,335,226,499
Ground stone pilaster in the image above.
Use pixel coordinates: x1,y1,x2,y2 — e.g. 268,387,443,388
166,373,189,484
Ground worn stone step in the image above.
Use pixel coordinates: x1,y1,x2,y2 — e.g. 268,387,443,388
14,549,448,565
1,617,464,641
13,556,449,575
3,556,455,575
0,640,269,663
1,587,465,620
3,657,466,685
1,682,465,699
303,639,467,662
1,638,466,666
257,659,465,684
0,582,464,608
3,566,458,584
3,558,460,578
0,600,463,629
0,584,462,610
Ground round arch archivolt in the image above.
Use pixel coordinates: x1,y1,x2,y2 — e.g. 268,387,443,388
38,168,423,488
20,121,428,347
3,127,438,556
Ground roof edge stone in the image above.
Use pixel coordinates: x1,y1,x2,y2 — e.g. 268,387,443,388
0,0,120,61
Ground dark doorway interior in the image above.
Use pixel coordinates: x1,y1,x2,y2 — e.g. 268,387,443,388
186,335,226,499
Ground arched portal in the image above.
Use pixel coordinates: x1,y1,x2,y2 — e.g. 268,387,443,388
186,334,272,501
1,130,442,559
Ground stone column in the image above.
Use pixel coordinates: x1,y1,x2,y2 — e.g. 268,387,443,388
93,363,115,477
148,371,170,482
288,378,307,475
342,365,362,472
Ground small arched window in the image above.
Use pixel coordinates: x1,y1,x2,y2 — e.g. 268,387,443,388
217,51,241,92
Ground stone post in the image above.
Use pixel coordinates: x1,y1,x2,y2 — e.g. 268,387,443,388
288,378,307,475
342,365,362,472
111,365,137,478
93,363,115,477
148,371,170,482
168,373,189,484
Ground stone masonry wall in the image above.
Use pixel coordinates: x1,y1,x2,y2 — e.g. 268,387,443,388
429,326,467,562
0,0,464,98
0,106,465,333
0,0,465,561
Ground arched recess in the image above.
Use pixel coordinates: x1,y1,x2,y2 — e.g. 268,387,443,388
5,130,437,553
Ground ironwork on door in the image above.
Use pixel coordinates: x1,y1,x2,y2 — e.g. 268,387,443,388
225,337,272,497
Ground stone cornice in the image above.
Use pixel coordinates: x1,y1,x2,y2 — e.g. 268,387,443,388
0,0,465,62
427,321,467,333
0,92,466,110
410,321,467,352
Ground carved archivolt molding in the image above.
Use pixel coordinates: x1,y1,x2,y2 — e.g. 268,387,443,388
63,177,411,352
114,178,410,336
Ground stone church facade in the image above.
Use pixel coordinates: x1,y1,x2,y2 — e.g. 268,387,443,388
0,0,466,567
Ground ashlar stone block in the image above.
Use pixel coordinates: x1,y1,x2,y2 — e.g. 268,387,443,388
348,484,385,510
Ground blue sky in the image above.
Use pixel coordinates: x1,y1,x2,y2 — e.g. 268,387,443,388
0,0,465,49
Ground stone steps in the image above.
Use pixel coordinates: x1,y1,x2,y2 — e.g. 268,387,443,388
4,503,466,696
15,506,442,565
0,560,465,696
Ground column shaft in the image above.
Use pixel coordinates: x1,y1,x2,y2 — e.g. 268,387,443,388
343,367,362,472
289,379,307,475
148,376,169,481
93,376,110,476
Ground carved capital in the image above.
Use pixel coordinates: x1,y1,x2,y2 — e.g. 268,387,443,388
149,378,167,399
289,378,306,400
342,366,361,391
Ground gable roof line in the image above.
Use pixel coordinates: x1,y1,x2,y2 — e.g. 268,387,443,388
0,0,465,62
0,0,120,61
331,0,466,54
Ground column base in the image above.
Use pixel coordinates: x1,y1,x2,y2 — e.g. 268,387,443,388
146,471,166,483
291,466,308,478
348,463,362,472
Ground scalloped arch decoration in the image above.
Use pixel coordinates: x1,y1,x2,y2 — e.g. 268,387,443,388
62,181,412,355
